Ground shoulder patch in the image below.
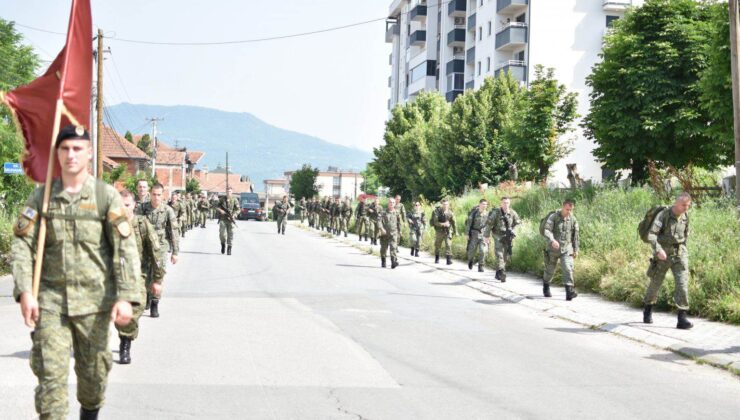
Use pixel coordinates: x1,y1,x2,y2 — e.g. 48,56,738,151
14,207,38,237
116,220,132,238
107,207,126,223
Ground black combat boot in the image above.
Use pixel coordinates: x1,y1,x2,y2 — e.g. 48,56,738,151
565,286,578,301
435,254,440,264
446,255,453,265
411,248,415,256
643,305,654,324
499,270,506,282
119,336,131,365
543,283,552,298
150,299,160,318
282,228,286,235
468,260,473,270
381,257,386,268
478,264,484,273
495,269,503,280
677,310,693,329
221,242,226,254
391,258,399,269
80,407,99,420
414,249,419,257
344,232,347,238
227,246,232,256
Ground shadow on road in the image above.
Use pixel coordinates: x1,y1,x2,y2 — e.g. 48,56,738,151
473,299,514,306
336,264,381,269
1,350,30,360
546,327,605,334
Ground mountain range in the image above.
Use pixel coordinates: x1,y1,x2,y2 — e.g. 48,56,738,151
104,103,373,190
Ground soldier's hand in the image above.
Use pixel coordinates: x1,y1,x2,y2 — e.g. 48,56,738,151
19,292,39,328
572,252,578,260
656,250,667,261
151,283,163,298
111,301,133,327
171,254,178,264
550,240,560,250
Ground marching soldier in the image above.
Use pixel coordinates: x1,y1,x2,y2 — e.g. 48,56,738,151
338,197,353,237
170,191,187,238
274,195,291,235
485,197,521,282
296,197,306,224
197,193,210,228
367,198,379,245
117,190,163,365
217,187,240,254
431,199,456,265
394,194,407,225
355,195,369,242
209,193,220,219
541,199,579,300
135,178,149,211
407,201,426,257
378,197,402,268
642,193,693,329
331,196,341,235
137,183,179,317
12,125,141,419
465,199,490,272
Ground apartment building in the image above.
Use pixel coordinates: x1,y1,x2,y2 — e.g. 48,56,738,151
284,167,365,200
386,0,643,183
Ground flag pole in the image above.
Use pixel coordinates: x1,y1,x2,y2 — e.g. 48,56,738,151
31,99,65,299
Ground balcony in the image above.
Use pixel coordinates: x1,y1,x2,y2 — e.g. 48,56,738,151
467,13,476,31
495,60,527,83
466,47,475,65
465,80,475,90
446,90,463,102
385,23,399,43
447,0,466,17
497,0,529,14
446,58,465,75
447,28,466,47
409,30,427,46
495,23,527,51
410,5,427,22
602,0,632,12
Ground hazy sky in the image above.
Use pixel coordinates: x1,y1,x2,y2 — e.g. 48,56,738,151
2,0,392,152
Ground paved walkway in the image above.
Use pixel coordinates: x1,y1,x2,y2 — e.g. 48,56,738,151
297,221,740,376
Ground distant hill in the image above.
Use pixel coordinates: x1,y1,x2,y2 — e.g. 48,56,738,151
104,103,373,190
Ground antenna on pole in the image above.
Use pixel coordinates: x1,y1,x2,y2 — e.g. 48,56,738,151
146,117,164,177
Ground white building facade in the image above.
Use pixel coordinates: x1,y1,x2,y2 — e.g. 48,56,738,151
284,169,365,200
386,0,643,184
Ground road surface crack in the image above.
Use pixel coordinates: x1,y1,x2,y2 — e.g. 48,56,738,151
328,388,370,420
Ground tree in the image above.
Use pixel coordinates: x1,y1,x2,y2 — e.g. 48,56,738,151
124,130,134,143
186,177,200,193
584,0,722,185
137,133,152,156
102,163,129,185
360,166,380,195
509,65,578,182
289,164,319,199
0,19,38,208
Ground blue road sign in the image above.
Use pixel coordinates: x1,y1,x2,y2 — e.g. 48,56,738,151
3,162,23,175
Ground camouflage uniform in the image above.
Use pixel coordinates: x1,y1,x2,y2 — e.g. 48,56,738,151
197,197,210,228
274,200,291,234
395,201,407,225
367,201,379,245
355,200,369,240
137,201,179,310
330,199,341,234
485,207,521,272
541,211,579,287
12,177,142,419
465,207,490,268
431,206,457,260
644,208,690,310
209,195,219,219
378,206,401,267
296,198,306,224
407,209,426,255
339,199,353,237
170,197,187,238
218,196,240,248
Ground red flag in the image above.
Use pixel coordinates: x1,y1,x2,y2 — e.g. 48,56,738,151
1,0,92,182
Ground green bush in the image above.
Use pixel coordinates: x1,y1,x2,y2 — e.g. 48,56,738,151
396,185,740,324
0,213,14,274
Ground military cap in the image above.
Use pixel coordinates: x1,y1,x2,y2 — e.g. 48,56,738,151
56,124,90,145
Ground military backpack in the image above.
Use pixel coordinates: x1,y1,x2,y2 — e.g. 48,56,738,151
538,210,559,237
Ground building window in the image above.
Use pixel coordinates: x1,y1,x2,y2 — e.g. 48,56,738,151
487,21,492,36
477,61,481,76
486,57,491,72
516,50,525,61
478,27,482,41
410,62,427,83
480,0,483,6
606,15,619,27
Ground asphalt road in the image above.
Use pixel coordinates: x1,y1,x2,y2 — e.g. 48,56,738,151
1,220,738,419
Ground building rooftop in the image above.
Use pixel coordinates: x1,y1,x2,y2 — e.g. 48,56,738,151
100,125,149,160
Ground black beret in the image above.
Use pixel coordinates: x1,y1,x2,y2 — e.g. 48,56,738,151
56,124,90,145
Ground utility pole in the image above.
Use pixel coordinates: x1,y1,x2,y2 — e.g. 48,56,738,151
96,29,104,179
225,152,229,192
146,117,164,177
730,0,740,206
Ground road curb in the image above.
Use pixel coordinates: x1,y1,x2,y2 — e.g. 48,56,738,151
294,222,740,377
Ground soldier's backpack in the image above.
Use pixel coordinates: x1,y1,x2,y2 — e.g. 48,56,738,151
538,210,559,237
464,207,479,235
638,206,668,243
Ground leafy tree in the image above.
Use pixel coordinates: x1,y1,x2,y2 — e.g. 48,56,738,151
137,133,152,156
0,19,38,208
186,177,200,193
584,0,721,185
124,130,134,143
360,166,379,195
289,164,319,199
102,163,129,185
509,65,578,182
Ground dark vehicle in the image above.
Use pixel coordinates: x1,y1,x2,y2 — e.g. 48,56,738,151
239,192,265,221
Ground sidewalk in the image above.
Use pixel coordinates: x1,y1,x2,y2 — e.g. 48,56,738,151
294,221,740,376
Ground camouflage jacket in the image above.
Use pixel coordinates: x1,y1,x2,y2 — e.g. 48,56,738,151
217,197,240,222
137,202,179,255
341,202,353,218
484,208,521,238
356,201,367,217
197,199,210,212
408,210,426,232
378,208,401,237
394,202,407,223
274,201,290,217
648,208,689,256
542,211,580,255
12,176,142,316
465,207,489,236
431,207,457,234
132,215,163,289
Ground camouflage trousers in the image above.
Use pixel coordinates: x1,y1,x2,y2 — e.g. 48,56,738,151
276,215,287,233
466,230,488,265
434,229,452,256
356,215,370,237
370,220,379,241
409,228,423,249
31,310,112,419
493,235,511,271
644,248,689,310
198,211,206,227
380,233,398,259
219,220,235,245
339,216,349,234
298,210,305,223
543,248,575,286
